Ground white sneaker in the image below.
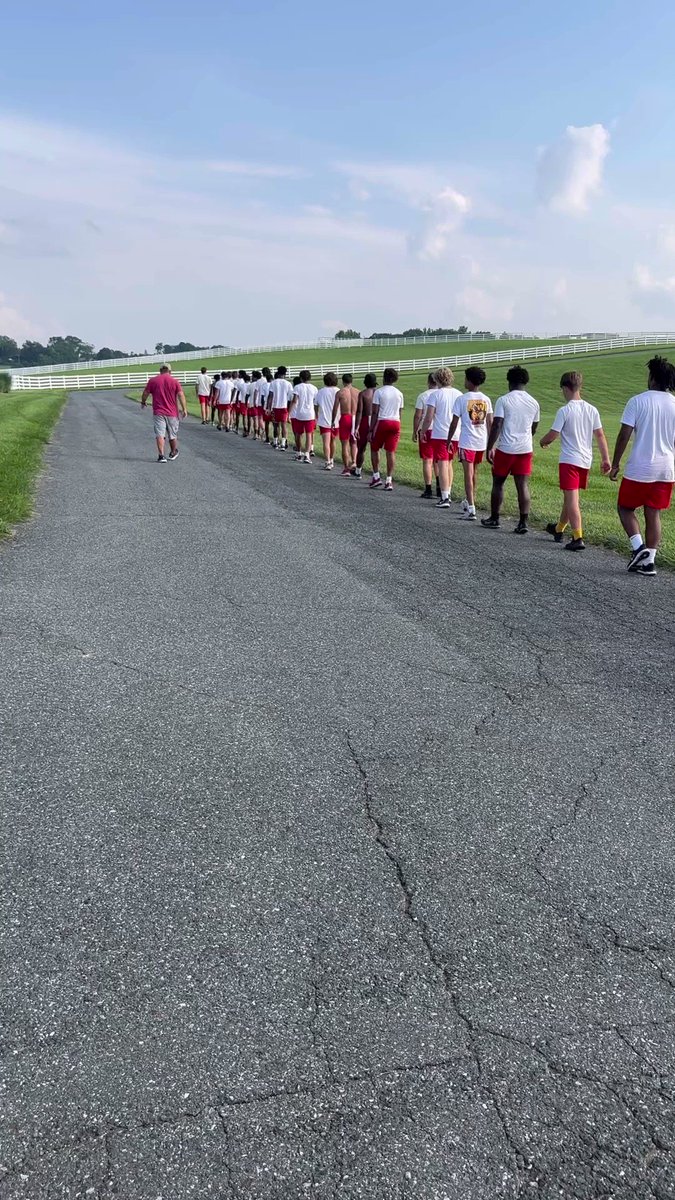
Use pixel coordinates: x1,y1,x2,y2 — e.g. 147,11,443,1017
324,461,334,471
461,498,469,513
461,510,477,521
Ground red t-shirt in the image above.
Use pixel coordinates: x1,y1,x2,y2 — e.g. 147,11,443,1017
145,374,182,417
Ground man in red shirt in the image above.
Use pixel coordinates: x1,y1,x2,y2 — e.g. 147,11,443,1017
141,364,188,462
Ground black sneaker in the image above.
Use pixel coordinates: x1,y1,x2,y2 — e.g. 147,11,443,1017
546,521,564,543
565,537,585,551
420,487,433,499
627,545,649,572
435,483,442,498
635,561,657,577
481,516,500,529
168,449,179,461
514,520,528,535
157,454,167,463
436,497,451,508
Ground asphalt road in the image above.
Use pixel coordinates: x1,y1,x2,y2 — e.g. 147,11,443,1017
1,391,674,1200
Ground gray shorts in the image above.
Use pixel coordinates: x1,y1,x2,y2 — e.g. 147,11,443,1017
153,414,179,440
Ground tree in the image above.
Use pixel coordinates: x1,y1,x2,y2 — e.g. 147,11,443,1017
20,341,50,366
94,347,128,360
334,329,361,340
154,342,164,354
0,336,19,366
46,335,95,363
458,325,469,335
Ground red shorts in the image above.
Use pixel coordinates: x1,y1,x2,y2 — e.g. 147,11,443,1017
357,417,370,451
217,403,231,413
418,430,434,461
236,401,246,415
449,440,459,460
431,437,450,462
319,424,337,437
199,395,210,405
371,419,401,453
559,463,589,491
492,449,533,478
338,414,355,442
273,407,288,423
459,448,484,465
291,417,316,436
618,477,674,511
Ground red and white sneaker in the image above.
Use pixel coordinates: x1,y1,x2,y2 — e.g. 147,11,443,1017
369,476,382,488
384,480,393,491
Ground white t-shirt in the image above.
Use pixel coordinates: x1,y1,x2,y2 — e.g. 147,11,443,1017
494,390,540,454
316,386,339,428
622,390,675,482
428,387,462,441
258,379,270,407
215,378,233,404
551,399,602,468
453,391,493,451
415,389,434,412
246,380,259,408
269,378,294,410
373,385,404,422
293,382,318,421
196,373,211,397
233,378,245,400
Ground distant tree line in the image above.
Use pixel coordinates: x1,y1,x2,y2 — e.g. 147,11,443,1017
333,326,498,340
0,334,219,368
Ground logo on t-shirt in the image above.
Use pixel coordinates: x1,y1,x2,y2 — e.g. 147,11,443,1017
467,398,488,426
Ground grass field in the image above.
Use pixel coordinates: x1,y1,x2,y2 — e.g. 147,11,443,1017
129,346,675,566
33,335,593,378
0,390,68,539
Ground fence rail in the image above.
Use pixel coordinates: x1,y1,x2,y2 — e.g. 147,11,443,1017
5,331,608,376
9,334,675,391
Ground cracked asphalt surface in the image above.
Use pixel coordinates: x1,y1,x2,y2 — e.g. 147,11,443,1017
1,390,674,1200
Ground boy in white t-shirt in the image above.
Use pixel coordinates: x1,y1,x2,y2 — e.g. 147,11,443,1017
482,365,540,534
539,370,610,552
369,367,405,491
195,367,212,424
315,372,340,469
268,366,294,450
419,367,462,507
447,367,492,520
412,373,440,499
289,370,318,462
610,355,675,576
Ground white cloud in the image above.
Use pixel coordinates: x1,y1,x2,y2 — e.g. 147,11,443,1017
537,124,610,215
631,265,675,315
416,187,471,261
0,292,42,341
205,159,305,179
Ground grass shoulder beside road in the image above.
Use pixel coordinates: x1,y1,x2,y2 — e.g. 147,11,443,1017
0,389,68,539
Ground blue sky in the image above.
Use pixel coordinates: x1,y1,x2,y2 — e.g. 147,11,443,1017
3,0,675,347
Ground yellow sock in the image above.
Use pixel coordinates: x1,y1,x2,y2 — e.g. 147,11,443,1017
555,521,568,534
573,527,583,540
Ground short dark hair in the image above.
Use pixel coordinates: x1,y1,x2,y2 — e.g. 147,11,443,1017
427,373,436,387
200,366,207,373
213,373,220,380
253,370,261,380
364,373,377,389
647,355,675,391
507,365,529,389
277,365,288,376
465,367,486,388
300,369,311,382
560,370,583,391
324,371,338,387
342,373,353,384
292,375,301,386
263,367,272,380
383,367,399,385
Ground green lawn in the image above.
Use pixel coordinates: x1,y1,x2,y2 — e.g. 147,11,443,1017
39,335,593,378
130,346,675,566
0,390,68,538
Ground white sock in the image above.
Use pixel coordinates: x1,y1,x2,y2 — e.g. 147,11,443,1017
645,548,657,564
372,471,380,481
629,533,644,551
468,503,476,514
441,490,449,501
386,476,392,484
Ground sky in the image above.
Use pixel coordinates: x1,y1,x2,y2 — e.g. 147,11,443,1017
3,0,675,349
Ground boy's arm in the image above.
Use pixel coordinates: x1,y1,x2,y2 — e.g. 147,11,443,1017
610,423,633,480
539,429,559,448
486,415,502,458
412,406,423,439
420,404,435,436
448,415,459,441
141,384,150,407
595,427,611,473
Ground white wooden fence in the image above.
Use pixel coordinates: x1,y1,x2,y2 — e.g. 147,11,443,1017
7,331,589,376
9,333,675,391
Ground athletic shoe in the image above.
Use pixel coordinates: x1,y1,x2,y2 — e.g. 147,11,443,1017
514,520,528,535
635,562,657,577
340,468,351,476
302,453,311,463
168,449,179,461
436,498,452,509
460,511,476,521
369,477,382,488
420,487,433,499
565,537,585,551
201,420,206,425
157,455,167,464
354,467,362,477
480,516,500,528
384,481,393,491
546,522,564,543
627,545,650,572
323,462,334,471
